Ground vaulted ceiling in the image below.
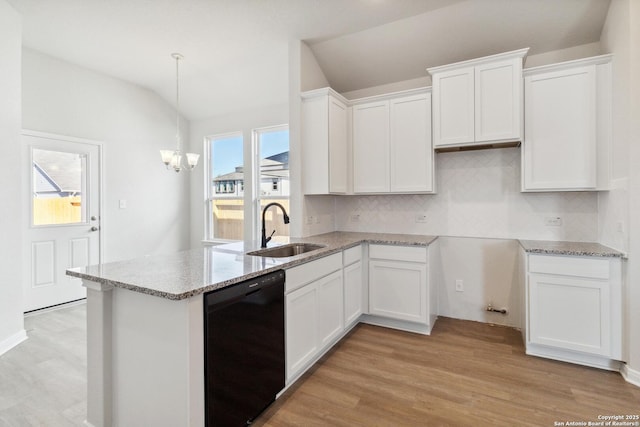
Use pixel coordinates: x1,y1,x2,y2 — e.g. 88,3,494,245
9,0,611,120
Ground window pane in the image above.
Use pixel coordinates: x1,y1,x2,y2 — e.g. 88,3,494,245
258,128,290,240
258,129,289,198
32,148,86,226
211,198,244,240
209,134,244,240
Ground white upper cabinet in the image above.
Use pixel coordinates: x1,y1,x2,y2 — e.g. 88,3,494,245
390,93,433,192
431,67,475,146
521,55,612,192
428,48,528,149
352,88,434,194
353,100,390,193
301,88,348,194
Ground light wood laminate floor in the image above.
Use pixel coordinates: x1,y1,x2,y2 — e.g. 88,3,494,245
255,318,640,427
1,307,638,426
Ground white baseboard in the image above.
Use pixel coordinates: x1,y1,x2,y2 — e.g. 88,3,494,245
360,314,434,335
0,329,28,356
621,363,640,388
526,343,622,371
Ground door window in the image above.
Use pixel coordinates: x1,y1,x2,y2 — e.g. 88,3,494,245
32,148,87,226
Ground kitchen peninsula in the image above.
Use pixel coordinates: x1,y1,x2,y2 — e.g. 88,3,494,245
67,231,438,427
67,232,623,427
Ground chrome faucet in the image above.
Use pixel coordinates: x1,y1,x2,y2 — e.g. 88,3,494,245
261,202,290,248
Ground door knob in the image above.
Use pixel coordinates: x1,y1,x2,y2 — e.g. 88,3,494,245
90,226,99,232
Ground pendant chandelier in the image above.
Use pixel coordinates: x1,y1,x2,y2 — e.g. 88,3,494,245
160,53,199,172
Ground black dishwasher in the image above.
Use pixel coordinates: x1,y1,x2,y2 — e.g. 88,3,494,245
203,270,285,426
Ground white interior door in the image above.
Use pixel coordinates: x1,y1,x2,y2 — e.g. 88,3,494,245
24,132,101,312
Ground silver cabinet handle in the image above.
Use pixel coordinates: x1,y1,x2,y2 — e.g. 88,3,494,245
91,216,98,221
90,226,99,232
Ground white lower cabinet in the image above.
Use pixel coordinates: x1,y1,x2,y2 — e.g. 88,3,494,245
529,274,611,356
286,243,435,385
343,245,364,327
285,253,343,383
343,261,363,326
317,271,344,348
369,259,427,323
524,252,622,369
366,244,434,332
286,283,319,380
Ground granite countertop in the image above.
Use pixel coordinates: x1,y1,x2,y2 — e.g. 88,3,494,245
66,231,438,301
518,239,625,258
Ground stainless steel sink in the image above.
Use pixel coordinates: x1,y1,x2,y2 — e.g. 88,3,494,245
247,243,325,258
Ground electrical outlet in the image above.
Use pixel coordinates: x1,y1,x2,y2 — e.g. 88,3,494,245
455,279,464,292
350,213,360,222
305,216,313,225
544,216,562,226
415,213,428,223
616,221,624,233
119,199,127,209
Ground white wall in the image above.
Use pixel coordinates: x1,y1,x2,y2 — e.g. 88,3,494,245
627,0,640,384
599,0,631,254
188,103,288,246
342,76,432,100
22,49,191,262
435,237,521,328
300,41,330,92
599,0,640,384
338,42,602,101
0,0,26,355
523,42,602,68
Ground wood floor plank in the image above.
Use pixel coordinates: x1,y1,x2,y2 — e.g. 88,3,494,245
254,318,640,427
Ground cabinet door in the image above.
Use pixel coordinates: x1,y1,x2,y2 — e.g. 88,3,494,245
301,94,329,195
432,67,475,147
390,93,433,192
475,58,522,142
328,95,348,193
353,101,390,193
344,261,363,326
528,273,611,356
301,92,347,195
317,270,344,348
523,65,597,190
286,284,318,381
369,260,427,323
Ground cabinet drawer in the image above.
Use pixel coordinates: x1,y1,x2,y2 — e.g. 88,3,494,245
369,244,426,263
529,254,609,279
286,252,342,293
343,245,362,266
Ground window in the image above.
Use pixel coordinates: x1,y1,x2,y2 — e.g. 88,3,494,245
205,126,289,242
206,133,244,241
32,148,87,226
255,125,290,241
